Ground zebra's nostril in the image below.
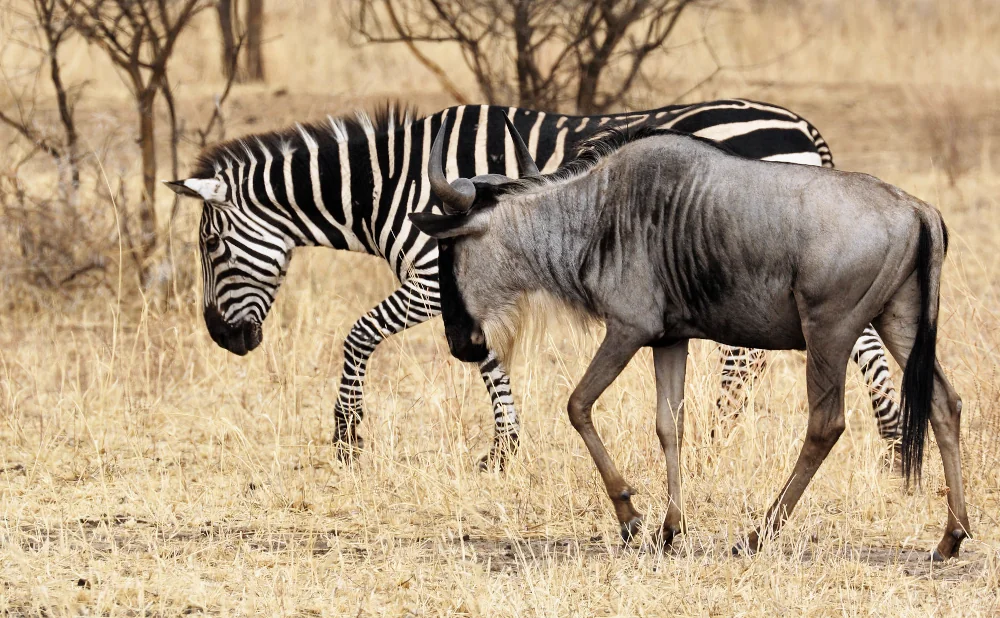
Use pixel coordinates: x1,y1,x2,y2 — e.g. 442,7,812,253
204,305,228,340
203,306,262,355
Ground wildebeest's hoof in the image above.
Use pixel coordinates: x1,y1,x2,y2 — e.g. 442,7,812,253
658,525,682,549
731,531,761,556
932,528,968,561
620,516,643,544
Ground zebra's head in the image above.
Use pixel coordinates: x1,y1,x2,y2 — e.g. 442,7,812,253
165,175,294,356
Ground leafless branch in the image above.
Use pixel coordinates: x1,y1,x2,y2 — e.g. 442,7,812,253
349,0,719,113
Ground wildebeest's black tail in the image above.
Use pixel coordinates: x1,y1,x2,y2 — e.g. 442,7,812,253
899,218,943,483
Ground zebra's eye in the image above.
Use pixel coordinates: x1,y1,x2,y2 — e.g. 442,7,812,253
205,234,221,252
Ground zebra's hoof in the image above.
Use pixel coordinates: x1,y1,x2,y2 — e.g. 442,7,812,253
477,448,510,472
334,435,364,463
477,453,505,472
477,437,518,472
879,440,903,475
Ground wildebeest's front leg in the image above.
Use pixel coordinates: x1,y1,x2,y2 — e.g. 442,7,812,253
567,325,646,543
735,330,853,555
653,340,689,548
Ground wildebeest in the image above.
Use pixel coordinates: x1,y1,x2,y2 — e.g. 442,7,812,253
410,116,969,559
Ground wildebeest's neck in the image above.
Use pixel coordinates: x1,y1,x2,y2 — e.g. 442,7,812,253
496,171,611,313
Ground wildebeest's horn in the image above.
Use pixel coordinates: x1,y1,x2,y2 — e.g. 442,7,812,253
429,116,476,213
503,113,539,177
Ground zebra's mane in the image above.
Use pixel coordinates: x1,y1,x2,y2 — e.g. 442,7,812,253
491,124,741,198
191,100,422,179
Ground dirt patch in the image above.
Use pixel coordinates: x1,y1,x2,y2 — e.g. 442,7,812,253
12,517,986,582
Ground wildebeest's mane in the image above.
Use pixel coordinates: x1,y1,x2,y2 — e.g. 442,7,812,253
191,101,422,179
491,124,742,199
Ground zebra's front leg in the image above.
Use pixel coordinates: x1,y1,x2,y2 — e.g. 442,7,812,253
332,313,385,461
476,351,520,471
851,324,902,464
333,279,438,461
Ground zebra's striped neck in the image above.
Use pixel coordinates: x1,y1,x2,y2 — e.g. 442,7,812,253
210,110,444,278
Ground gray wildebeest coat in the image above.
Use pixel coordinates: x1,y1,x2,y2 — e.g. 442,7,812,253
410,116,969,559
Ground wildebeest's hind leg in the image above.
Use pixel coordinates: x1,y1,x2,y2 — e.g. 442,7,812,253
567,324,646,543
734,322,855,555
872,290,970,559
653,340,689,549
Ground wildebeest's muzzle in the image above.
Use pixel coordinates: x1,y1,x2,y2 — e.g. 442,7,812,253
204,305,263,356
445,323,489,363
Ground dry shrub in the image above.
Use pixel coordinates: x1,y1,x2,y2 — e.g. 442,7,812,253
0,165,109,291
908,87,983,188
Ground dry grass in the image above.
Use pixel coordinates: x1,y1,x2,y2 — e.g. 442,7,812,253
1,0,1000,615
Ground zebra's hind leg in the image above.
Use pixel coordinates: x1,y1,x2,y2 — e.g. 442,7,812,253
333,278,439,462
477,351,520,471
851,324,902,467
714,346,768,438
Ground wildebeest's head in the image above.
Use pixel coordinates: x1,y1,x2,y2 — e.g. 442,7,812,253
410,115,540,363
164,175,294,356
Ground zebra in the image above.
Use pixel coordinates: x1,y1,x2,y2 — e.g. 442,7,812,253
164,99,902,468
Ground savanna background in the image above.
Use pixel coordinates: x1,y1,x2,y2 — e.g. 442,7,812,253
1,0,998,615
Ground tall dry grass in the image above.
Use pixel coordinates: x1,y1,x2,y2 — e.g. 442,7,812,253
1,0,999,615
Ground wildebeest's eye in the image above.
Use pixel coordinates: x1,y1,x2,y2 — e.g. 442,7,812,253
205,234,221,252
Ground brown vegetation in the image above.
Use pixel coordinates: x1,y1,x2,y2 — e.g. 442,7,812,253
0,0,998,614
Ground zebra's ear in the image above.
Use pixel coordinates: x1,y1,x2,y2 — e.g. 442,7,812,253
409,211,490,239
163,178,228,203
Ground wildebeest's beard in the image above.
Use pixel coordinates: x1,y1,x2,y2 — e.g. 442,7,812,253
436,239,489,363
415,111,541,364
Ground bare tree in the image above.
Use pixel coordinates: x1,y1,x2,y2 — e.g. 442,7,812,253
216,0,264,82
351,0,710,113
217,0,239,81
0,0,83,215
245,0,264,81
61,0,210,268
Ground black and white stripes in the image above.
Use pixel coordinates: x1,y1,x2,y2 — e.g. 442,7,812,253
175,98,901,466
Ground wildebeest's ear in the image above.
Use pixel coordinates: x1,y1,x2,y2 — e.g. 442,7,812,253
409,211,489,239
162,178,228,203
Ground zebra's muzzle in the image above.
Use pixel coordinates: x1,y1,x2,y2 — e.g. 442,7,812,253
204,305,263,356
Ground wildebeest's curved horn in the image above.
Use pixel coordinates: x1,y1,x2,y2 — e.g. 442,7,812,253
429,116,476,213
503,113,539,177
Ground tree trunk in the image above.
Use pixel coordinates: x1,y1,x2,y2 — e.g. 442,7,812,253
575,61,602,114
217,0,238,81
138,89,158,261
512,1,544,109
246,0,265,81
